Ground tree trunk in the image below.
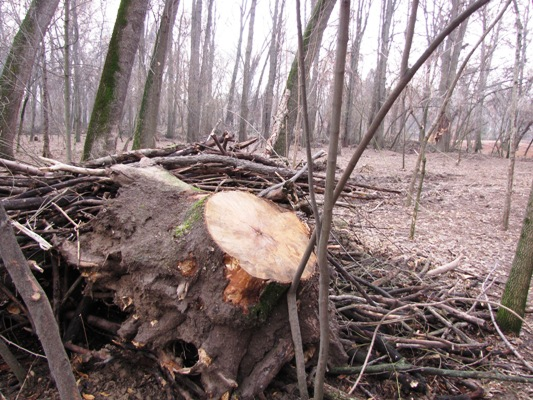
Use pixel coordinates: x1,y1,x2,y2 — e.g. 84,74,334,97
497,178,533,334
165,35,177,139
225,4,245,127
238,0,258,142
436,0,469,152
82,0,149,160
186,0,202,142
0,0,61,160
389,0,418,154
132,0,180,149
268,0,337,157
474,10,499,153
314,2,350,397
262,0,283,139
368,0,395,149
56,164,346,399
199,0,214,137
502,1,523,230
72,0,83,144
64,0,72,163
341,0,370,147
41,40,52,158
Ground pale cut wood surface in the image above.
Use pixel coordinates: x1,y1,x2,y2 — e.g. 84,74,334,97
205,191,316,283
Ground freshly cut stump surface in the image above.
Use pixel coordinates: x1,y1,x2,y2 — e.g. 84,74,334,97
205,191,316,283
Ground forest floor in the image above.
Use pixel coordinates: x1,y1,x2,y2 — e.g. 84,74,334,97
330,143,533,400
3,135,533,399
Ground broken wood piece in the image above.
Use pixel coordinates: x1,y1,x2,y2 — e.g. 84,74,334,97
424,255,464,278
39,157,108,176
0,157,45,176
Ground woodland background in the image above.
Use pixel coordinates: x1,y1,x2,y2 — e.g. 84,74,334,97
0,0,531,160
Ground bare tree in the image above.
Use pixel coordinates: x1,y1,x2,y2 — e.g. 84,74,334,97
82,0,150,160
71,0,83,143
435,0,469,152
502,0,523,230
41,40,52,157
0,0,61,159
225,3,246,127
64,0,72,162
314,3,350,398
368,0,396,149
497,178,533,334
262,0,284,138
132,0,180,149
341,0,370,147
186,0,202,142
267,0,337,156
238,0,258,142
199,0,214,136
394,0,418,166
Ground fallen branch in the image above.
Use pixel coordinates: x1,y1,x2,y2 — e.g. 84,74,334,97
0,203,81,399
423,255,464,278
0,157,45,176
330,362,533,384
40,157,107,176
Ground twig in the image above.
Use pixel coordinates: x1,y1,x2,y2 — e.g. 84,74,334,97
258,150,325,198
10,220,52,250
331,362,533,383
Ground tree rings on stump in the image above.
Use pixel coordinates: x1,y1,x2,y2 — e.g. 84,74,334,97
206,190,315,282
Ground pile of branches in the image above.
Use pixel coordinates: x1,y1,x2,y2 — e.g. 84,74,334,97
0,137,531,399
325,237,533,399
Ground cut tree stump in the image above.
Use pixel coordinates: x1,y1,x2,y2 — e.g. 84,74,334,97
56,163,346,399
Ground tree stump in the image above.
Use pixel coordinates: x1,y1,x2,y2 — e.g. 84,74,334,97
57,164,346,399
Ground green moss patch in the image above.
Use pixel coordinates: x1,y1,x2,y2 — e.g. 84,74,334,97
173,197,207,239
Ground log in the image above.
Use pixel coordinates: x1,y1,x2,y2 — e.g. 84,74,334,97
56,164,346,399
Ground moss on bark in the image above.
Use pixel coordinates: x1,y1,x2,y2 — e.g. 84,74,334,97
497,180,533,334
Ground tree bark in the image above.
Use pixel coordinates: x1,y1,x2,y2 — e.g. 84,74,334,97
0,0,61,160
199,0,214,136
64,0,72,163
314,1,350,398
71,0,83,144
497,178,533,334
0,204,81,399
132,0,180,149
368,0,395,149
502,0,523,230
341,0,370,147
238,0,258,142
262,0,283,138
82,0,149,160
186,0,202,142
41,40,52,158
225,4,245,127
436,0,469,152
268,0,337,156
